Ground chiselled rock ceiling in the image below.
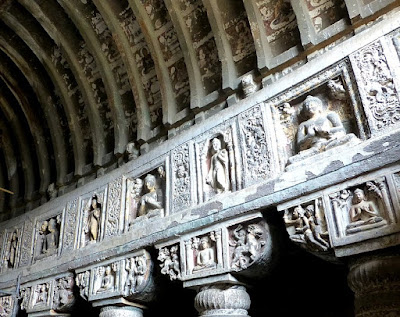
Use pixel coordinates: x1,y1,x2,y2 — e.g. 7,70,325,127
0,0,397,220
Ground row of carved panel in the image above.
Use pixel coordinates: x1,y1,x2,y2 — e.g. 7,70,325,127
279,169,400,257
1,31,400,275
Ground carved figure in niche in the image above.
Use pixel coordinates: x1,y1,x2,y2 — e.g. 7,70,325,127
36,221,48,256
135,256,146,288
20,288,31,311
297,95,347,154
4,230,18,269
76,271,90,299
0,296,12,317
206,138,229,193
230,224,266,270
128,178,143,226
97,266,115,293
158,246,181,280
32,284,48,306
284,204,329,252
46,218,59,252
346,188,385,234
139,174,163,218
86,196,101,242
193,236,216,272
125,258,138,293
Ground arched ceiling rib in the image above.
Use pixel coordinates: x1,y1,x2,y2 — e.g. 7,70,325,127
0,0,392,219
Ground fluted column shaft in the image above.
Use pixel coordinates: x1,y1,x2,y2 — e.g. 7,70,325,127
194,284,251,317
348,255,400,317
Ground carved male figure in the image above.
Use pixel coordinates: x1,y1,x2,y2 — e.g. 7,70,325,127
46,218,59,252
98,266,114,293
193,236,216,271
304,205,329,250
206,138,229,193
128,178,143,225
346,188,384,233
36,221,48,256
139,174,163,217
297,95,346,153
125,257,137,293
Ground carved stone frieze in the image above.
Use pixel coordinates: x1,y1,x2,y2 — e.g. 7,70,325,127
78,190,107,248
105,177,123,239
125,166,166,229
326,177,398,247
238,105,275,187
157,245,181,281
76,250,153,303
20,286,31,311
282,198,331,253
31,282,51,308
157,213,274,281
19,219,34,267
0,295,14,317
63,199,78,251
350,39,400,132
171,143,192,212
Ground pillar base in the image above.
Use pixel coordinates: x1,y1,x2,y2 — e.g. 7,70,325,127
99,306,143,317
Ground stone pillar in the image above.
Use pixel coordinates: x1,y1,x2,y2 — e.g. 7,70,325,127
194,284,251,317
347,255,400,317
99,306,143,317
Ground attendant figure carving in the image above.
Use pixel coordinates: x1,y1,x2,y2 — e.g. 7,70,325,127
46,218,59,252
36,221,48,256
158,246,181,280
193,236,216,271
86,196,101,242
4,230,18,269
128,178,143,225
346,188,385,234
139,174,163,218
206,138,229,193
125,258,137,294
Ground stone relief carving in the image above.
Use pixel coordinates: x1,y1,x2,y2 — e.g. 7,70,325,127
31,283,50,307
80,193,105,247
63,199,77,251
206,137,230,194
75,271,90,300
126,142,139,161
105,177,123,238
0,296,14,317
289,95,356,164
229,223,266,271
157,245,181,281
126,167,165,227
172,143,192,212
238,105,273,186
351,40,400,131
186,231,222,275
329,180,389,236
52,276,75,312
327,78,347,100
93,264,117,294
19,219,34,267
122,256,147,295
47,183,58,201
3,229,20,270
283,199,330,252
20,287,31,311
35,216,61,259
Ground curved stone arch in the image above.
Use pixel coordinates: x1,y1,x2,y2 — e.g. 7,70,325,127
90,0,151,144
18,0,108,167
57,0,132,156
0,86,36,202
128,0,191,128
0,35,69,187
0,61,51,196
0,14,87,175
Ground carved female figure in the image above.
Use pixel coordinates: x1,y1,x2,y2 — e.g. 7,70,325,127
87,196,101,242
206,138,229,193
128,178,143,225
46,218,59,251
36,221,48,256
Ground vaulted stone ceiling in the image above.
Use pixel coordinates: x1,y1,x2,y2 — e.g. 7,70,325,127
0,0,397,220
